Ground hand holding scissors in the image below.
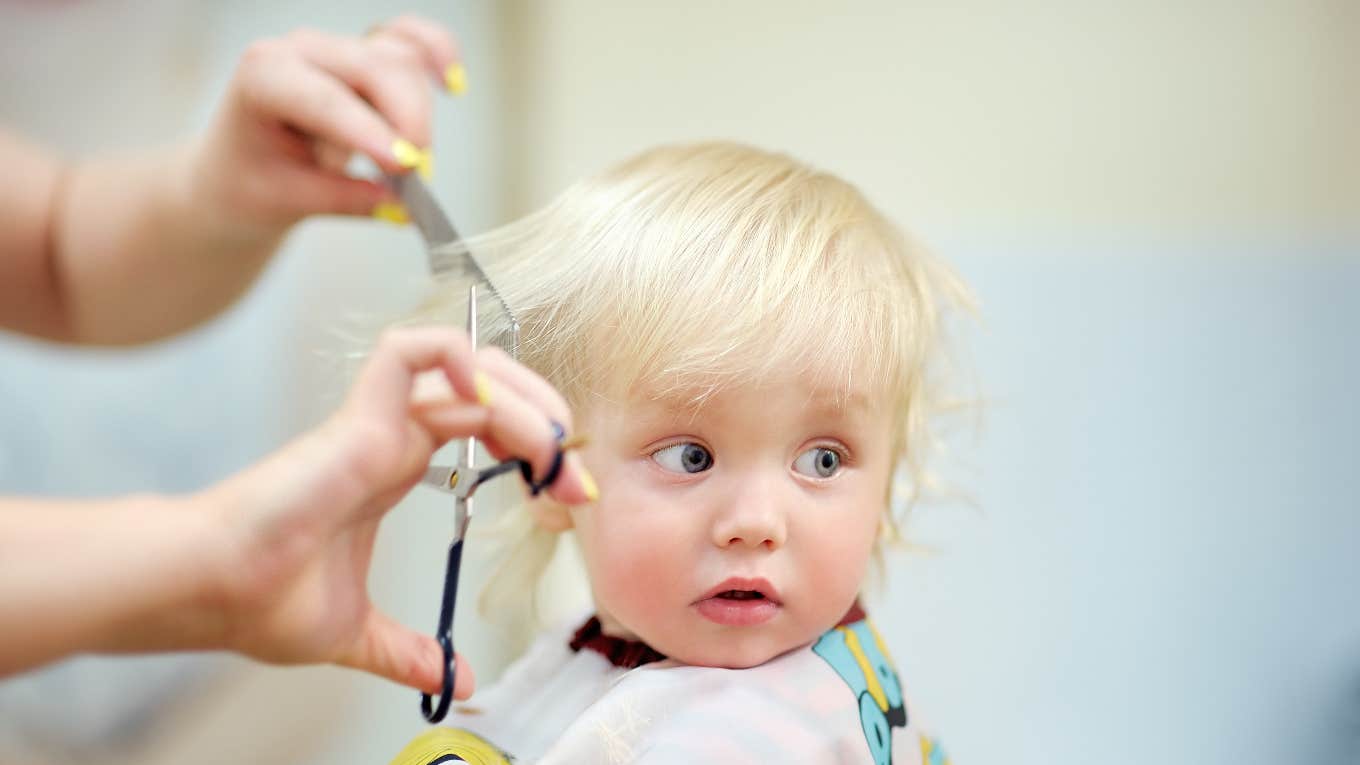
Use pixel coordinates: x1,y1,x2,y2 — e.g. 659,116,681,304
387,168,595,721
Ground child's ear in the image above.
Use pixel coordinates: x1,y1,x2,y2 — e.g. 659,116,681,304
528,494,574,532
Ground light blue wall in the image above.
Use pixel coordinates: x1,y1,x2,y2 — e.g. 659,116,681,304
878,239,1360,764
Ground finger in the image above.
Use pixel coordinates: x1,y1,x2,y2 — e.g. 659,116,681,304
369,15,463,89
272,164,391,218
475,346,574,433
311,139,352,175
457,372,563,485
411,398,594,507
410,399,515,458
340,610,476,699
410,377,554,474
287,27,434,150
236,42,403,173
453,651,475,700
354,327,593,504
473,351,594,503
349,327,481,423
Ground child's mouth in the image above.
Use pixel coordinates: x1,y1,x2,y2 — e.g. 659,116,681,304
695,578,781,626
717,590,765,600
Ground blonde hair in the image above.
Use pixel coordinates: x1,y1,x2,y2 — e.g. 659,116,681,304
409,141,974,627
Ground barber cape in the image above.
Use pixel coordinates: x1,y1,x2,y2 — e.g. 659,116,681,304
389,605,949,765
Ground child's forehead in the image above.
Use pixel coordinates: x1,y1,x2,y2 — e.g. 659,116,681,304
620,377,880,421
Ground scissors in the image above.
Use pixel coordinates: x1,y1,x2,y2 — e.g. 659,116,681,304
389,172,569,723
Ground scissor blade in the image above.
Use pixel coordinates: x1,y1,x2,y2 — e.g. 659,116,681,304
464,284,478,472
391,173,461,254
422,465,458,494
455,496,472,541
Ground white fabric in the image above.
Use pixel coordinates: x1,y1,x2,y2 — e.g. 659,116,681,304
442,615,943,764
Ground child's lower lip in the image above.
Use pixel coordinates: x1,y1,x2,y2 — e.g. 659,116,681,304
695,597,780,626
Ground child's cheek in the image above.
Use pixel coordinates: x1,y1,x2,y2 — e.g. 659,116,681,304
591,503,691,615
797,497,879,604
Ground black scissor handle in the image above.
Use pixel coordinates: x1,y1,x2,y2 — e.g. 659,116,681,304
518,420,567,496
420,633,455,722
416,421,569,724
420,538,463,723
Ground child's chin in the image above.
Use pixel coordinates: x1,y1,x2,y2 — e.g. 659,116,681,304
666,637,804,669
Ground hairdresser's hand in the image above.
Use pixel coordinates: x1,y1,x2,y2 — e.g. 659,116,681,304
1,17,467,345
190,15,464,236
202,327,595,696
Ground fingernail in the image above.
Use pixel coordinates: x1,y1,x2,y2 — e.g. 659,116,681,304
417,149,434,182
579,467,599,502
474,372,494,406
392,138,423,169
371,201,409,224
444,63,467,96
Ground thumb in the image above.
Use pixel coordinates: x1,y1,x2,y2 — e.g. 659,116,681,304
340,610,477,700
279,165,392,219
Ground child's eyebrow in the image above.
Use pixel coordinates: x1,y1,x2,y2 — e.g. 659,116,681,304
800,389,874,415
619,392,702,424
635,385,876,420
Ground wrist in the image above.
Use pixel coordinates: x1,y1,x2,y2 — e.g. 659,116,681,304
94,492,234,655
178,135,291,253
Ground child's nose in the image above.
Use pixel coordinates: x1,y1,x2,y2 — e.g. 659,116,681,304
710,478,789,551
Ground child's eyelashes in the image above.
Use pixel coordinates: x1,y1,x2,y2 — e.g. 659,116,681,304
793,446,845,479
648,441,849,479
651,442,715,474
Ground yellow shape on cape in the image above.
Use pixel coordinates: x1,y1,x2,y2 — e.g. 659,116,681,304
839,625,889,712
921,734,953,765
388,726,513,765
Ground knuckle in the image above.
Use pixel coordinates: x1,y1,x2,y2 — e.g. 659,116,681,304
544,394,572,426
376,326,409,351
239,38,283,69
436,326,469,353
477,345,511,367
556,406,575,432
374,39,423,68
298,83,342,122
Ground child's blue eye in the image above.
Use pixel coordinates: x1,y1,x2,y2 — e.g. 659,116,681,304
793,447,842,478
652,442,714,474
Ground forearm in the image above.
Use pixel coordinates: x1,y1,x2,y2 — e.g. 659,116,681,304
0,494,229,677
49,140,286,345
0,132,68,338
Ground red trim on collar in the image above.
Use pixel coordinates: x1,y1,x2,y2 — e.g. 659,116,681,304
836,600,866,627
569,617,667,669
568,599,868,669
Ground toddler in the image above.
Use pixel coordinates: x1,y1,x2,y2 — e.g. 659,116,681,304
391,142,969,764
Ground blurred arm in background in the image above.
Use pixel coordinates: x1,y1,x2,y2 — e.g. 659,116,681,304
0,15,464,346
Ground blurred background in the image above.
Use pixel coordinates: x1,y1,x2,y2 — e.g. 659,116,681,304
0,1,1355,763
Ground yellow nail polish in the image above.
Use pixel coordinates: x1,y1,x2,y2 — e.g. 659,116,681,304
474,372,494,406
371,201,409,224
444,63,467,95
417,149,434,182
561,433,590,451
392,138,423,169
579,468,599,502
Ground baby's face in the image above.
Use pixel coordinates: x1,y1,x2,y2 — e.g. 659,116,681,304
566,376,894,667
